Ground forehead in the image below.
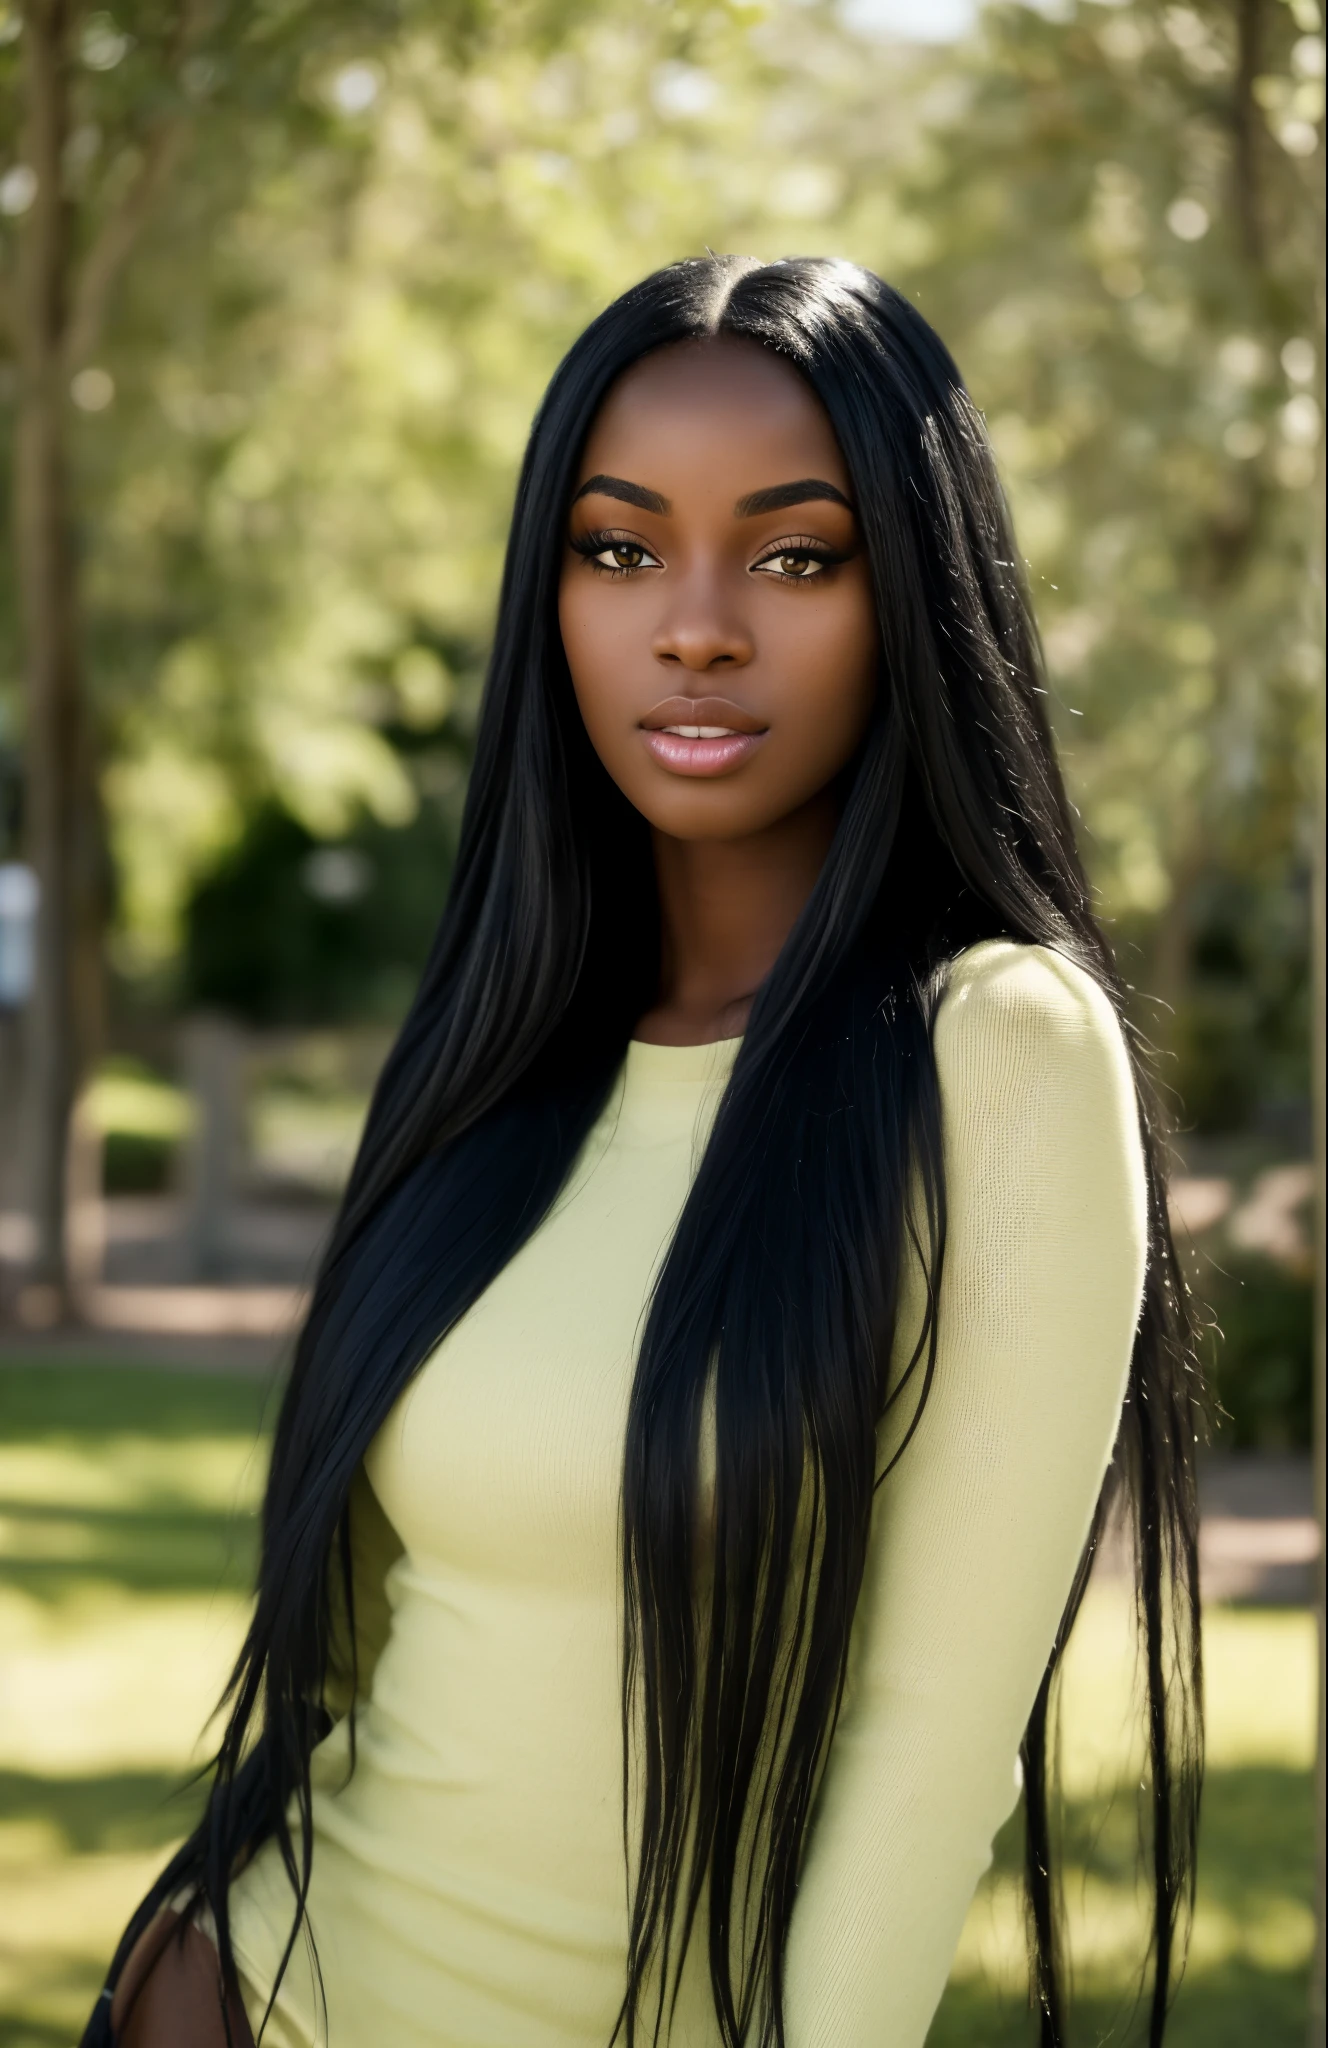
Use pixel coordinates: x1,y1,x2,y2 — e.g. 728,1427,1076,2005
576,337,849,493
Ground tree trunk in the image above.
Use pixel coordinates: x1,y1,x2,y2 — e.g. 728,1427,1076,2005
14,0,82,1313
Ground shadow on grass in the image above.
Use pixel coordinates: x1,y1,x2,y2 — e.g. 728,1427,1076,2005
0,1766,209,1857
1,1360,274,1601
1,1496,261,1598
0,1361,279,1441
928,1759,1314,2046
929,1954,1312,2048
0,1999,105,2048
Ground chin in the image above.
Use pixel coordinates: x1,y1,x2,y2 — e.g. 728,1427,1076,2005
635,791,787,841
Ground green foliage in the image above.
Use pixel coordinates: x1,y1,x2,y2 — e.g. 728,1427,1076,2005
69,0,850,977
1,0,1320,1120
101,1125,172,1192
1206,1252,1315,1447
182,795,455,1024
1181,863,1313,1128
872,0,1324,1123
83,1058,191,1188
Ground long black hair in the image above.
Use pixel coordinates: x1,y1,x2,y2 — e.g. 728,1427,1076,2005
89,257,1202,2048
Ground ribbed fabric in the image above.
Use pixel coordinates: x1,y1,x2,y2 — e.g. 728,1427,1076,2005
223,941,1146,2046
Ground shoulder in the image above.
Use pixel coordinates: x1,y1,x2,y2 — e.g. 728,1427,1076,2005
932,941,1142,1191
935,939,1129,1090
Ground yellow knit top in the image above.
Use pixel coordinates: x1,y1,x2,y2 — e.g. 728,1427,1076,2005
222,940,1147,2046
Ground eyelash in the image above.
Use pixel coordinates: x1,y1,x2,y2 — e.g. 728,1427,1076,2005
752,534,846,582
569,528,658,578
569,528,848,582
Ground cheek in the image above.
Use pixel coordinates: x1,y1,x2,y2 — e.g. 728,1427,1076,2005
776,587,879,755
559,580,626,737
558,580,592,690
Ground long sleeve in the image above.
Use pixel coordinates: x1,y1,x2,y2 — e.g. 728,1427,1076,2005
783,940,1147,2045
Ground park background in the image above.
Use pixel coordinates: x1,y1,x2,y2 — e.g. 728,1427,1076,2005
0,0,1323,2042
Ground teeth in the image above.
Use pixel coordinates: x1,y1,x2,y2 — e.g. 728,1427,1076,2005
661,725,737,739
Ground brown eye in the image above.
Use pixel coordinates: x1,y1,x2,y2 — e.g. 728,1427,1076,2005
754,547,830,580
580,535,661,573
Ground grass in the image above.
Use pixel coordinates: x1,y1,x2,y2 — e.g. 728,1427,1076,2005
0,1365,273,2045
926,1590,1317,2045
0,1361,1318,2048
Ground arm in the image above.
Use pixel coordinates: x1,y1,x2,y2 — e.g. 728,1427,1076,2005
784,941,1147,2046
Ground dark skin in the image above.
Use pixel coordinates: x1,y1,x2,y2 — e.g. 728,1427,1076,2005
561,335,879,1044
108,1906,255,2046
107,335,878,2044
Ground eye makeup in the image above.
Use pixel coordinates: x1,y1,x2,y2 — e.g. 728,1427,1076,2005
568,527,662,576
568,526,854,583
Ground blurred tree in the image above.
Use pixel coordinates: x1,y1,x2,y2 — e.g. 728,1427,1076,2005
0,0,475,1305
64,0,1322,1132
866,0,1324,1129
84,0,910,990
1,0,1321,1302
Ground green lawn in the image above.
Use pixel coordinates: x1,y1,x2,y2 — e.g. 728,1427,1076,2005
0,1362,1317,2046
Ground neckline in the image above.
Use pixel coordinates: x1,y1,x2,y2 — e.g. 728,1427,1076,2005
623,1034,743,1088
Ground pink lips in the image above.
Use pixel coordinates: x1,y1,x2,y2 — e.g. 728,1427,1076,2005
638,697,769,778
642,729,766,776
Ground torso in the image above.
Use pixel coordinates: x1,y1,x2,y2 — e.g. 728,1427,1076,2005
226,1037,739,2048
219,940,1147,2048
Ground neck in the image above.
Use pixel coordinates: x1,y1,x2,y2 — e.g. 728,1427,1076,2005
634,794,838,1046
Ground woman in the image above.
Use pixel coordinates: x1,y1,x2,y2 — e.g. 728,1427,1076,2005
91,255,1202,2048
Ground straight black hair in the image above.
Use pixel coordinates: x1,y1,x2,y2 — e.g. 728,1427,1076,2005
87,256,1202,2048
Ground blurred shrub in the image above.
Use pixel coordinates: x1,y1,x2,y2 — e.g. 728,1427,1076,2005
103,1128,175,1195
87,1062,192,1196
1202,1255,1314,1451
183,799,454,1026
1174,869,1313,1133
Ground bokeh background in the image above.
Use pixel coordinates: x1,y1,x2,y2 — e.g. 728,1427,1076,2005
0,1,1322,2042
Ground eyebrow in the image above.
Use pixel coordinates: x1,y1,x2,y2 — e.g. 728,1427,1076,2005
733,478,853,518
571,472,855,521
573,474,670,515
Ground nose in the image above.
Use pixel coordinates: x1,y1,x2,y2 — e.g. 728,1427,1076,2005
650,571,753,672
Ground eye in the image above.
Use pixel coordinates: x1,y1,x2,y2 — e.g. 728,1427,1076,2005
596,541,655,572
751,538,843,582
762,552,824,580
571,529,662,575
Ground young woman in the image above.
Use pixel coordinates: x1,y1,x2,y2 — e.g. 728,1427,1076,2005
91,255,1203,2048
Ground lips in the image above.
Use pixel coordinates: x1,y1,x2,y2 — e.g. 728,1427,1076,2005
639,696,768,778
